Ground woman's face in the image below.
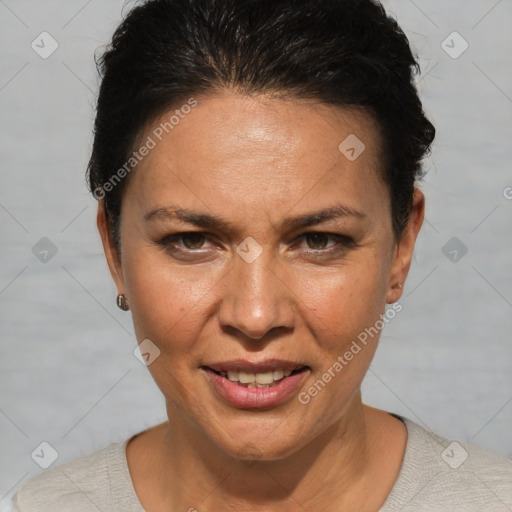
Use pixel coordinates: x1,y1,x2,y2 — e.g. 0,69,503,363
99,92,423,459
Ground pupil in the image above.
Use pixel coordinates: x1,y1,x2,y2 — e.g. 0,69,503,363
183,233,205,249
307,233,328,249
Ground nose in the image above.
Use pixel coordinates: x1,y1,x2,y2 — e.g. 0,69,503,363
216,247,295,341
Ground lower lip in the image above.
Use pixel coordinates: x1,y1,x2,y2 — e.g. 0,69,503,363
202,368,310,409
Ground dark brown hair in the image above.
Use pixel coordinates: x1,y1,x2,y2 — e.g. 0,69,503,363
87,0,435,249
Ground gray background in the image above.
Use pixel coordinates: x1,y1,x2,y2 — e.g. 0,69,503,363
1,0,511,506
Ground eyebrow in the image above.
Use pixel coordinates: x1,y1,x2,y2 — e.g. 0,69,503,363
144,204,366,232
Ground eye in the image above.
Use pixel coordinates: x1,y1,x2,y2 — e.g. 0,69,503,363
156,231,355,258
178,232,207,249
303,233,333,250
295,232,355,252
158,232,211,251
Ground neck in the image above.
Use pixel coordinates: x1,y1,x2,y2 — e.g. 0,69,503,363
153,390,382,511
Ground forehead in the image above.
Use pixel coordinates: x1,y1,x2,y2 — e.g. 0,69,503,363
125,92,388,226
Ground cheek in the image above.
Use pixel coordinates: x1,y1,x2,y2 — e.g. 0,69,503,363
297,256,389,353
123,247,213,352
122,249,218,413
293,261,390,419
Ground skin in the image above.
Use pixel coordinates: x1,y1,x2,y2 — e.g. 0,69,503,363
97,91,424,511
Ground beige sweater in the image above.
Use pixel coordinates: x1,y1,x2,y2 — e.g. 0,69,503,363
9,414,512,511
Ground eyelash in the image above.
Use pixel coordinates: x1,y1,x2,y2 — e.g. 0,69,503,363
157,231,355,256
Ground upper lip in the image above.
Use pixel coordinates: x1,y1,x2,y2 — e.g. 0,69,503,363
203,359,309,373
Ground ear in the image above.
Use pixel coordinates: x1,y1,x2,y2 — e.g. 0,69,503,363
386,189,425,304
97,200,125,295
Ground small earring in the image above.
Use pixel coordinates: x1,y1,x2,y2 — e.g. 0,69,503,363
116,294,130,311
396,283,402,289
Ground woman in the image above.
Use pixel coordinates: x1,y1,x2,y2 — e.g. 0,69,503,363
12,0,512,510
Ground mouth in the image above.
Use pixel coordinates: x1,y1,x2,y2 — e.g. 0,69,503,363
200,360,311,409
204,365,309,389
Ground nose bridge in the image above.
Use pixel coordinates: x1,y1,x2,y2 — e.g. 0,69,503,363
217,240,293,340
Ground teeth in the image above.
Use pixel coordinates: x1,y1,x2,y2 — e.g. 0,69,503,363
239,372,255,384
227,371,239,381
215,368,300,386
273,369,284,380
255,371,274,384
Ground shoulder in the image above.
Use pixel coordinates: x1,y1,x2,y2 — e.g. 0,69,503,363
381,414,512,511
12,438,143,512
